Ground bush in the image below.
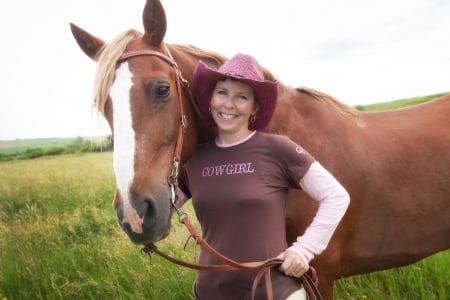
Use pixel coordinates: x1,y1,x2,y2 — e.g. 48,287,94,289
19,148,44,160
44,147,65,156
63,145,77,154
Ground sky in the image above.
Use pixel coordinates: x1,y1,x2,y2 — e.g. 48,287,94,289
0,0,449,140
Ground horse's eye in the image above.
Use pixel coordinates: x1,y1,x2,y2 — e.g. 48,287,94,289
154,83,170,99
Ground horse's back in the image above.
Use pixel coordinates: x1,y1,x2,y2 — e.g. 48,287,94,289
279,89,450,283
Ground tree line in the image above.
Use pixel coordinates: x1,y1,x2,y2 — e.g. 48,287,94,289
0,136,113,161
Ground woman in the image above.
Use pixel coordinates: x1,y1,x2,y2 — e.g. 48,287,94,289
176,53,350,300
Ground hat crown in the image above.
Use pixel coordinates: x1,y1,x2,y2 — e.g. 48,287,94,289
218,53,264,82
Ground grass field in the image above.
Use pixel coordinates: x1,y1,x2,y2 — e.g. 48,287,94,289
0,153,196,299
0,153,448,300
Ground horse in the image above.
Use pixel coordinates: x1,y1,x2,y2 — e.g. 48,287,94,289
70,0,450,298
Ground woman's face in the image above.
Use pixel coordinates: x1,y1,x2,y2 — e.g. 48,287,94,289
210,78,258,135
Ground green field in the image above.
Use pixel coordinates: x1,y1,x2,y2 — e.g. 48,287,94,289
0,152,448,299
0,153,196,299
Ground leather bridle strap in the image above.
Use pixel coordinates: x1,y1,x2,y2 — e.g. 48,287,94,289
146,214,282,270
144,245,281,300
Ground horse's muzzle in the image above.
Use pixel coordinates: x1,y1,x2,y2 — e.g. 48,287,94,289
116,195,171,244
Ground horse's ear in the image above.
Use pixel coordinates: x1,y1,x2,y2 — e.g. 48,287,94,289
142,0,167,47
70,23,105,61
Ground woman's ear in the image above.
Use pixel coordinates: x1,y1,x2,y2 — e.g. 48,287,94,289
253,103,259,115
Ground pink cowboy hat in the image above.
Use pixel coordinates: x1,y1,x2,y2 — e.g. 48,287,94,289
191,53,278,131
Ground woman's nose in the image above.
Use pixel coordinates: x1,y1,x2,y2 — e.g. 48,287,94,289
223,96,234,108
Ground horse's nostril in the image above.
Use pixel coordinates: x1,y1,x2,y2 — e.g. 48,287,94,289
129,195,153,218
144,198,157,221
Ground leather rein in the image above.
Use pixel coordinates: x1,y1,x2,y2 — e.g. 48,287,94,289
117,47,323,300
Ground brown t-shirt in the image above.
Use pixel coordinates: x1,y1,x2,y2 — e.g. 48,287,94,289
178,131,315,300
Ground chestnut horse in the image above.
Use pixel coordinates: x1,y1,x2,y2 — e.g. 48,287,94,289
70,0,450,298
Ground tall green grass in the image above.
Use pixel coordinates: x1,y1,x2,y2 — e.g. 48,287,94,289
0,153,195,299
1,153,448,299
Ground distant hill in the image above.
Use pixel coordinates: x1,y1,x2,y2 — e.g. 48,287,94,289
0,136,108,156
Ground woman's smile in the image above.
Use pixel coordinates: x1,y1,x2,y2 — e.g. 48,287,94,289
219,112,238,120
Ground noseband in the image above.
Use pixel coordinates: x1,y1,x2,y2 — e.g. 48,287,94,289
117,47,191,209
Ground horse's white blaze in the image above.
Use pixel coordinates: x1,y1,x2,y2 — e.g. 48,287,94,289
110,63,143,233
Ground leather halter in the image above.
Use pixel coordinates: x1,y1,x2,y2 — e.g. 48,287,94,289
117,47,190,207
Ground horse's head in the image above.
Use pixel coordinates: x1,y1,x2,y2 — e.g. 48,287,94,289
70,0,199,243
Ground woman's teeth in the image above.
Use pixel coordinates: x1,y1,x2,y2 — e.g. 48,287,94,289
220,113,236,120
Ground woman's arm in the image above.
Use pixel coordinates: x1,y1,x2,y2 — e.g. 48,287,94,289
288,161,350,263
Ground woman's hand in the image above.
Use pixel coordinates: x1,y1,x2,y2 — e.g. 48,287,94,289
276,250,309,278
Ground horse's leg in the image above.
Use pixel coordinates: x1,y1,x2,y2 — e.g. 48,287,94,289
318,277,335,300
312,255,340,300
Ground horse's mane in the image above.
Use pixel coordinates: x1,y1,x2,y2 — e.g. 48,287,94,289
92,29,356,120
296,87,358,118
172,44,227,68
93,29,142,114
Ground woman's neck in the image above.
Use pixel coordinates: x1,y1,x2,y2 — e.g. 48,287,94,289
215,130,256,147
